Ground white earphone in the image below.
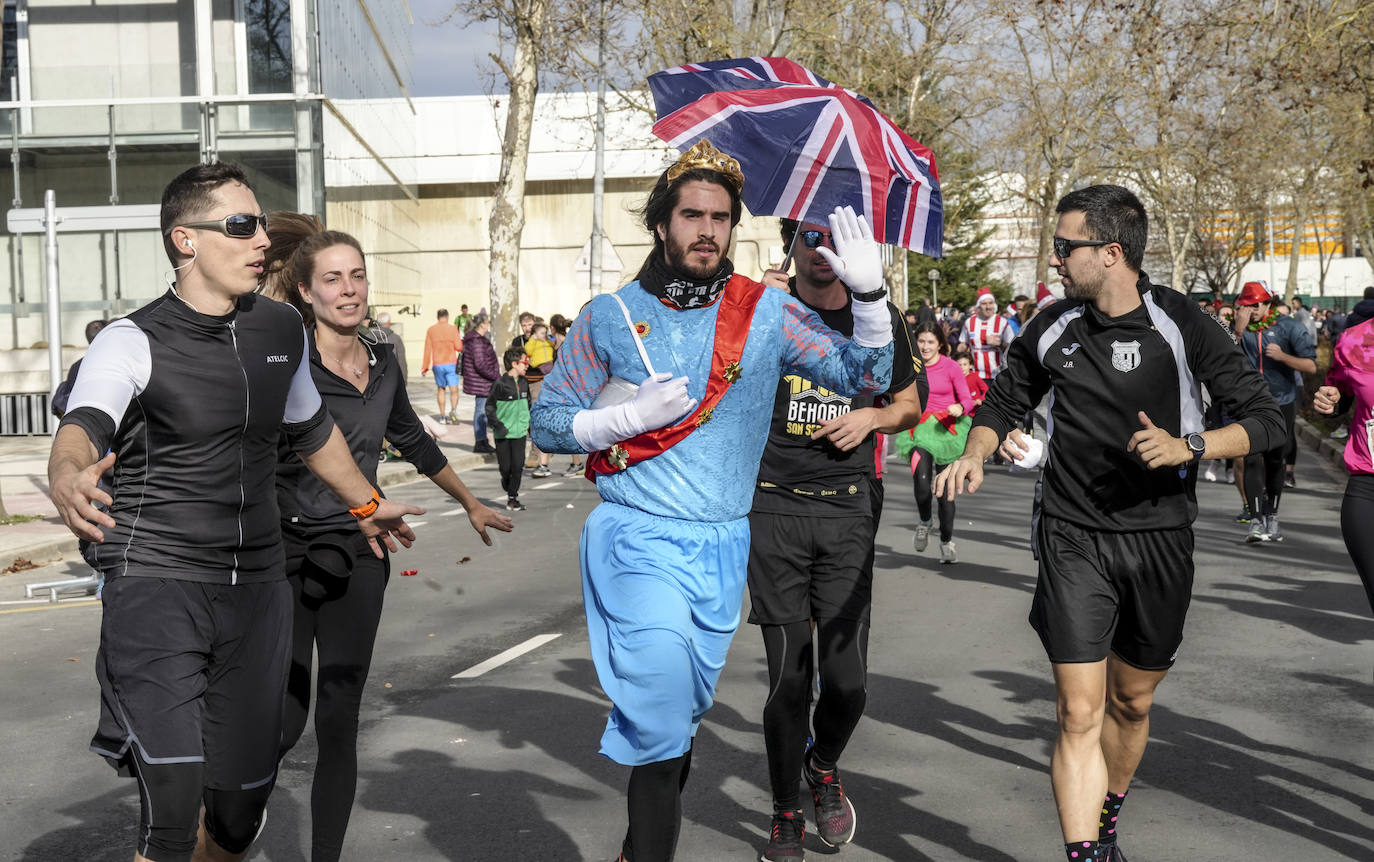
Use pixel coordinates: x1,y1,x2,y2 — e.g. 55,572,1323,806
183,239,194,250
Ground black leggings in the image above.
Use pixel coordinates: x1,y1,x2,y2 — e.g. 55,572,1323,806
281,534,390,862
1244,400,1296,516
129,749,272,862
1342,474,1374,615
913,448,955,543
760,619,870,810
622,745,693,862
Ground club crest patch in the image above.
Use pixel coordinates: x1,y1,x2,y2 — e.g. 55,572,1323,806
1111,340,1141,373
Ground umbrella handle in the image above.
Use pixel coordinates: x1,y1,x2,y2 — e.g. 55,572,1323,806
779,227,801,274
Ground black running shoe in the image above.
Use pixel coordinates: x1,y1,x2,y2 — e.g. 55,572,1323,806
761,809,806,861
1234,508,1252,523
803,757,856,847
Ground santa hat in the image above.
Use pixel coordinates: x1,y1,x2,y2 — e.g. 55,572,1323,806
1035,281,1056,308
1235,280,1272,307
975,286,995,304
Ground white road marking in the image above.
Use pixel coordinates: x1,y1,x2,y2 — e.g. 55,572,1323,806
451,633,562,679
532,481,562,490
408,521,428,528
0,598,51,606
439,508,465,517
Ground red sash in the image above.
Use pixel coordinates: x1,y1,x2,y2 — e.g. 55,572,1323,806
587,274,766,477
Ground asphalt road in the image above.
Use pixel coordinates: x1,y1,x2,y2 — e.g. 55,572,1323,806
2,448,1371,861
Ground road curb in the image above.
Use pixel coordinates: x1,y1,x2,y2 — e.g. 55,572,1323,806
1,536,76,569
1294,416,1347,469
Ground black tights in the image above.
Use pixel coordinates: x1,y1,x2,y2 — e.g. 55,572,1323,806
760,619,870,810
281,538,390,862
913,448,955,543
129,749,272,862
1342,475,1374,615
1245,401,1295,517
622,744,693,862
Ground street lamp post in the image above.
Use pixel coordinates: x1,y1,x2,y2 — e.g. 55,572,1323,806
928,268,940,308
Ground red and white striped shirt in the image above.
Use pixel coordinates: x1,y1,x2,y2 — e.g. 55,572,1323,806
963,313,1009,381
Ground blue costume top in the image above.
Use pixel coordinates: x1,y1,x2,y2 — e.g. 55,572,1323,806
531,278,894,519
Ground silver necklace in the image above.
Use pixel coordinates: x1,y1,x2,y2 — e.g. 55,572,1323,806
321,343,366,378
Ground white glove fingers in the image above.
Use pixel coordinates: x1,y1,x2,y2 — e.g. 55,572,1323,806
814,246,845,276
855,210,874,241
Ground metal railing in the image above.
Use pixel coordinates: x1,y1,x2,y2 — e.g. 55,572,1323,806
0,392,50,435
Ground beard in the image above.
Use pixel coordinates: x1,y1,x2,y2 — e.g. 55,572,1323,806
1061,271,1103,302
664,234,721,280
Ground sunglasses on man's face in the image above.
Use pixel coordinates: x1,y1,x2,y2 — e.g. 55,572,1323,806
1052,236,1110,260
797,230,833,249
178,213,269,238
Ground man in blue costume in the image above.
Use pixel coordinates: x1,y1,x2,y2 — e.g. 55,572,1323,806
530,140,895,862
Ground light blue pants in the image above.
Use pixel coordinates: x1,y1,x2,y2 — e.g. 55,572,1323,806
580,502,750,765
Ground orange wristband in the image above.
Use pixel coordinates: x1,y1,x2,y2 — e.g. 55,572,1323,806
349,487,381,519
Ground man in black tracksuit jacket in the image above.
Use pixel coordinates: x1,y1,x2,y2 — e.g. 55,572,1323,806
936,185,1282,862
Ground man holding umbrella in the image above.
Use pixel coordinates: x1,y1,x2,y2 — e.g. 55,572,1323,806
754,219,925,859
530,139,894,862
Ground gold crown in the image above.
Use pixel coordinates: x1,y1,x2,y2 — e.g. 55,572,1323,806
665,139,745,191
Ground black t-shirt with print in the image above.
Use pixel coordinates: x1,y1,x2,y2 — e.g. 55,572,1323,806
752,295,921,517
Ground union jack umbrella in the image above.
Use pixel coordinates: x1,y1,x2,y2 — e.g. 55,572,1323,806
649,57,943,257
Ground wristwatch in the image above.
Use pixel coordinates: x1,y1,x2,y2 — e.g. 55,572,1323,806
851,287,887,303
349,487,381,519
1185,432,1206,463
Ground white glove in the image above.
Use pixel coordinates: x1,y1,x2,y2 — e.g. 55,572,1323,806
816,206,884,297
573,372,697,452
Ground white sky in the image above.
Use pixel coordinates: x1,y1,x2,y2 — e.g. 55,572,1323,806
409,4,500,97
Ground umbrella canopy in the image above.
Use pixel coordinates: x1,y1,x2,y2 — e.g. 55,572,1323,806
649,57,943,257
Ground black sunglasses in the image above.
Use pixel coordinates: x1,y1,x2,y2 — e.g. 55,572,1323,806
798,230,833,249
1052,236,1110,260
177,213,269,238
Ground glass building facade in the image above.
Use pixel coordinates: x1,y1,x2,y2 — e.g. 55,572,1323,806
0,0,418,352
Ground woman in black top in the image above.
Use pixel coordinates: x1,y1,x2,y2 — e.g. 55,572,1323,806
264,213,512,861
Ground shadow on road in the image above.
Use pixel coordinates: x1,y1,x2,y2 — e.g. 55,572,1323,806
357,749,594,861
17,785,140,862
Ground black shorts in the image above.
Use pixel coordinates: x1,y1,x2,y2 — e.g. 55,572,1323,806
746,510,875,626
91,576,292,790
1030,516,1194,670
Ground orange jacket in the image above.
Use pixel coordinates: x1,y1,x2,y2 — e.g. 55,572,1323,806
421,321,460,372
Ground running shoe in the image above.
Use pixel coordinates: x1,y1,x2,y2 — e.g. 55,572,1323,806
532,465,552,478
473,441,496,454
939,541,958,564
506,498,526,511
1234,508,1252,523
1245,518,1267,543
438,414,449,425
1332,426,1349,439
564,463,584,477
1265,514,1283,542
803,757,856,847
1202,463,1217,482
447,410,459,424
760,809,806,861
1284,469,1296,488
913,520,932,553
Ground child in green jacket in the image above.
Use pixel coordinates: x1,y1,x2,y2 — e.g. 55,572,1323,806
486,347,532,510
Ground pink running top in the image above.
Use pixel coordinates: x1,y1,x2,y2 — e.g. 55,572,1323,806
1326,317,1374,476
923,354,975,415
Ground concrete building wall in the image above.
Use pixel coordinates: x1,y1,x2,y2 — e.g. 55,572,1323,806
332,175,785,362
